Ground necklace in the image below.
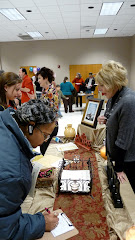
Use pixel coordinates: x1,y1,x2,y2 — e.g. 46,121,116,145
105,87,126,120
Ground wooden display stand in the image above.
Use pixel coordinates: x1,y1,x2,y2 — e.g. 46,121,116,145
77,123,106,150
74,133,91,151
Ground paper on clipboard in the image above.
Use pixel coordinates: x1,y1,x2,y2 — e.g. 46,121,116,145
38,209,79,240
51,213,74,237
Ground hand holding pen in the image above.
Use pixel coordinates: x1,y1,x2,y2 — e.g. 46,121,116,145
43,208,59,231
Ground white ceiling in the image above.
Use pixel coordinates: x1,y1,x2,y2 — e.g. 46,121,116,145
0,0,135,42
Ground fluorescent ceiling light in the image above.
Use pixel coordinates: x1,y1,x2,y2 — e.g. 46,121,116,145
27,32,43,38
100,2,123,16
94,28,108,35
0,8,25,20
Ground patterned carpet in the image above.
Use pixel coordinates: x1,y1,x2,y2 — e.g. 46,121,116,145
53,146,110,240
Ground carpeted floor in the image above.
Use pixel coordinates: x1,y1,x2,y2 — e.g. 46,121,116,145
53,146,110,240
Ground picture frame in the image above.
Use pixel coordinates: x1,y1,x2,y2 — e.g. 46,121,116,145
81,98,104,128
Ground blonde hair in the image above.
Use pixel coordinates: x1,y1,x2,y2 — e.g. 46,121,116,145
95,60,128,91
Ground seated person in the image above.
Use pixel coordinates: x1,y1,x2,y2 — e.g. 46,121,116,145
0,99,59,240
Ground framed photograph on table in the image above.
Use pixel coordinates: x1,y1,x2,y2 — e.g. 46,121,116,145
81,98,104,128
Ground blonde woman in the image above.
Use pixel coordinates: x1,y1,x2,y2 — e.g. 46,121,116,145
96,60,135,193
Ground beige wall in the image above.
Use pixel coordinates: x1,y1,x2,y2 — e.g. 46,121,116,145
130,36,135,90
0,37,132,85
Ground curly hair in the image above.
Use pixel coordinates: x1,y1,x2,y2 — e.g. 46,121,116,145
95,60,128,91
37,67,54,83
14,99,57,126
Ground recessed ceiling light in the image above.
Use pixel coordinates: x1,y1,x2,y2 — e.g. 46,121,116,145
131,4,135,7
100,2,123,16
0,8,25,20
94,28,108,35
27,32,43,38
88,6,94,9
26,10,32,12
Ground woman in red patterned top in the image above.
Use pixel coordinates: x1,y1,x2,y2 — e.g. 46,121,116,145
37,67,59,155
41,85,59,111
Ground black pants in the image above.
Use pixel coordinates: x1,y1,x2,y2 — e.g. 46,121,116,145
40,125,58,156
124,162,135,193
76,95,82,107
63,95,72,113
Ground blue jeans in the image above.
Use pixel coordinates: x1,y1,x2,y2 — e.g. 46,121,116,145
58,103,63,117
85,89,92,94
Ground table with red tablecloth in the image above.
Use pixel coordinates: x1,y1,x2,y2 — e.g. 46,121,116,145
53,146,110,240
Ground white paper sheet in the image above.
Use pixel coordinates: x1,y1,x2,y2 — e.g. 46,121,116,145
29,161,43,197
61,170,90,181
33,146,41,154
60,170,91,192
56,142,78,152
51,213,74,237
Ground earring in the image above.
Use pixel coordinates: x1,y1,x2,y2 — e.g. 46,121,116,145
28,125,34,135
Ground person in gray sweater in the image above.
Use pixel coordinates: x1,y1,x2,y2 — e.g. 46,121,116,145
96,60,135,193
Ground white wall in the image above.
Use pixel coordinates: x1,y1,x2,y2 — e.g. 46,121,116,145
0,37,132,85
130,36,135,90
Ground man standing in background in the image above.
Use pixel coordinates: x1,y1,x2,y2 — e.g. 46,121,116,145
85,72,95,94
19,68,34,103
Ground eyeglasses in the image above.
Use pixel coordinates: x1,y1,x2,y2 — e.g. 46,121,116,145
36,126,50,142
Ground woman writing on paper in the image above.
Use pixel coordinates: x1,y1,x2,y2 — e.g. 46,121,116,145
0,99,59,240
97,60,135,193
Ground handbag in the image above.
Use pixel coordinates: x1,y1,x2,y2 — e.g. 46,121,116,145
71,88,77,97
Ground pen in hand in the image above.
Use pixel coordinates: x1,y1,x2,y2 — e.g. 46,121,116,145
43,209,59,231
45,208,58,219
45,208,51,214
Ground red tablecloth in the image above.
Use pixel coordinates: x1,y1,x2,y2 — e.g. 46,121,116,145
54,146,110,240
